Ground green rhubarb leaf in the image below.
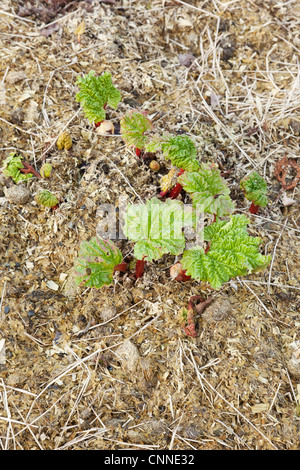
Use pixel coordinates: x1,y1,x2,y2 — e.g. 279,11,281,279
240,171,268,207
2,153,33,183
35,190,58,208
178,163,235,216
120,110,152,149
182,215,271,289
75,71,121,123
146,134,200,171
123,197,194,262
74,237,123,289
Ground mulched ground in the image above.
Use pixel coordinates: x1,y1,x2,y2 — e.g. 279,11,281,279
0,0,299,450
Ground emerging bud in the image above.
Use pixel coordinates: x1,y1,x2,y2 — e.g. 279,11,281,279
149,160,160,172
96,120,115,135
40,163,52,178
57,131,72,150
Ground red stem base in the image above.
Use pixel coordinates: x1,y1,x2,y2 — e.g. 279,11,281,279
20,161,41,179
249,202,259,214
166,168,185,200
114,261,128,272
135,259,146,279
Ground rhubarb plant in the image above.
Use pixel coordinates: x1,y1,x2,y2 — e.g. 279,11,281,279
181,214,271,290
240,171,268,214
74,237,123,288
75,71,121,125
178,163,235,217
2,153,34,183
120,109,153,157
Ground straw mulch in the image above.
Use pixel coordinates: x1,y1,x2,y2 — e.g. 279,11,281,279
0,0,299,450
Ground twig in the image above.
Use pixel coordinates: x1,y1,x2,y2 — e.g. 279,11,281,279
0,281,7,321
267,218,288,293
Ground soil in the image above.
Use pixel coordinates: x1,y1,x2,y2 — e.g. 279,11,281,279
0,0,299,450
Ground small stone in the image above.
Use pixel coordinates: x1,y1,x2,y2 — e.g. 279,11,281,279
4,185,31,204
202,297,231,323
116,340,140,373
4,306,10,314
28,310,35,318
287,340,300,379
100,306,117,322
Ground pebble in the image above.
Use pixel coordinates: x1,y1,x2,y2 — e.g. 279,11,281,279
4,306,10,314
202,297,232,323
27,310,35,318
4,185,31,204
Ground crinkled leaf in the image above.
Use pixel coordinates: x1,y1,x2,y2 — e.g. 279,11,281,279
182,215,270,289
2,153,33,183
75,71,121,123
240,171,268,207
146,134,199,171
74,237,123,288
123,197,194,261
178,163,235,216
120,110,152,149
35,190,58,208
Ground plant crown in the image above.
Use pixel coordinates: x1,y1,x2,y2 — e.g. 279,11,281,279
2,153,33,183
240,171,268,207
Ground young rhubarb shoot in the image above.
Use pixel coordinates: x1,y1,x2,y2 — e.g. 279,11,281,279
146,134,199,172
178,163,235,216
57,131,72,150
159,168,185,199
75,71,121,126
120,109,153,157
35,190,58,209
74,237,123,289
167,168,185,199
181,214,271,290
40,163,52,179
178,296,213,337
240,171,268,214
2,153,38,183
178,305,197,337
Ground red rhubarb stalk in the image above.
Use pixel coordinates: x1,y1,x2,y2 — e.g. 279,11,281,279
114,261,128,272
170,262,191,282
135,259,146,279
20,161,41,179
249,202,259,214
167,168,185,200
95,103,107,127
